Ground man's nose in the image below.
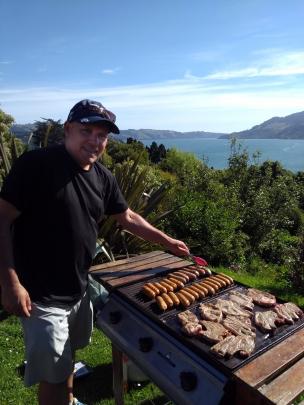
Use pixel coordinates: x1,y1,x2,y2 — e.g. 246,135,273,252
88,133,101,145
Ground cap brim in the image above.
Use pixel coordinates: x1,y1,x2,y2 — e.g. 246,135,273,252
77,116,120,134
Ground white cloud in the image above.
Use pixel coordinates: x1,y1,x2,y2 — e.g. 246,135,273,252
102,67,120,75
0,60,12,65
205,50,304,80
2,51,304,132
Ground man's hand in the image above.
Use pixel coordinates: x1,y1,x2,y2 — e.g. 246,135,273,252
1,282,32,317
164,238,190,257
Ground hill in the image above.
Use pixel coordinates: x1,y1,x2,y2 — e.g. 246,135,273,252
117,129,225,140
10,110,304,141
221,111,304,139
10,123,36,142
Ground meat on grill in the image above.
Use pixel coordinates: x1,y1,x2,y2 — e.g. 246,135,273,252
284,302,303,320
177,310,199,326
198,320,230,344
181,322,203,336
247,288,276,307
214,299,252,318
222,315,256,337
199,302,223,322
211,335,255,358
228,291,254,311
254,310,283,332
274,304,295,324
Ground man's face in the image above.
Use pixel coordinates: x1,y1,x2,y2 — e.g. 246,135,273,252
64,122,109,170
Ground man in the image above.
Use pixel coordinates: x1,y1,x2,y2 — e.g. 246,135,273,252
0,99,189,405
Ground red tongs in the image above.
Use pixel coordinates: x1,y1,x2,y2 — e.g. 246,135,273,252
189,254,208,266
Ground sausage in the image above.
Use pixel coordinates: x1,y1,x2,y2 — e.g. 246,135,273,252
156,296,167,311
205,277,222,289
168,277,185,289
219,273,234,284
187,284,205,298
184,268,200,277
176,292,191,308
145,283,160,295
193,283,209,296
201,266,212,275
159,280,174,292
210,275,227,287
183,287,200,300
142,285,156,299
163,278,177,290
178,270,196,281
184,286,201,300
193,267,206,276
154,282,167,294
214,274,232,286
179,289,196,304
172,271,189,282
199,282,216,295
170,274,188,284
168,291,180,306
202,279,219,292
161,293,174,308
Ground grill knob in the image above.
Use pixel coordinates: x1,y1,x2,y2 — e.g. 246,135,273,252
180,371,197,391
109,311,122,324
138,337,154,352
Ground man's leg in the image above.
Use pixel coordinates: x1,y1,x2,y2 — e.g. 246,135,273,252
38,375,73,405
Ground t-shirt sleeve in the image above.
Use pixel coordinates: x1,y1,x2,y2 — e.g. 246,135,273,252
104,173,128,215
0,151,42,212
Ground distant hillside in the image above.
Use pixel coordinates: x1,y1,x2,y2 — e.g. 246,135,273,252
10,125,226,142
118,129,226,140
11,110,304,141
220,111,304,139
11,123,36,142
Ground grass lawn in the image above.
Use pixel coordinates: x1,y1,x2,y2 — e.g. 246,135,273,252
0,267,303,404
0,312,171,405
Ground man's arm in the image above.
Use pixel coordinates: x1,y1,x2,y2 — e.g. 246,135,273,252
112,208,190,256
0,198,31,317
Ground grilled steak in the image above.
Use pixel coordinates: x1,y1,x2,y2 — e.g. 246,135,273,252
211,335,255,358
284,302,303,320
228,291,254,311
274,304,295,324
254,310,282,332
181,322,203,336
177,310,199,326
199,303,223,322
247,288,276,307
214,299,252,318
198,320,229,344
222,315,256,337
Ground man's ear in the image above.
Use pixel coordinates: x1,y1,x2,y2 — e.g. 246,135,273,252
63,122,70,137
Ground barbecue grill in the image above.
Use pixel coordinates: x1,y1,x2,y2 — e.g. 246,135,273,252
90,251,304,405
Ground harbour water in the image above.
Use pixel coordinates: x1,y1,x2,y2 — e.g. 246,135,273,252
141,138,304,172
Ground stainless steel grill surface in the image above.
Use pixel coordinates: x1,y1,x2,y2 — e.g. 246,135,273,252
96,272,304,405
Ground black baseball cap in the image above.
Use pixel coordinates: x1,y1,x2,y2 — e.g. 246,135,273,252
66,99,120,134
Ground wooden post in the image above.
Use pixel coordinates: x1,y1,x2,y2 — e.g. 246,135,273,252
111,343,127,405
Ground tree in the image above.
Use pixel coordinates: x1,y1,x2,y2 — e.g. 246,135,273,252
28,119,64,149
146,141,167,163
0,109,25,186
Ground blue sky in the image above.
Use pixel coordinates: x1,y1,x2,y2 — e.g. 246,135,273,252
1,0,304,132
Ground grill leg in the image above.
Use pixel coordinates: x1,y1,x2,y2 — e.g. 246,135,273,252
112,343,127,405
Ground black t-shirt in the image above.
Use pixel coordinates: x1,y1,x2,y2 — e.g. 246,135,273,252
0,145,128,306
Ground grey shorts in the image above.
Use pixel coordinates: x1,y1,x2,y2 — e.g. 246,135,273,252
20,292,93,386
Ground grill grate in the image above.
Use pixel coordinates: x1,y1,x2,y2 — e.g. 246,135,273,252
116,272,304,374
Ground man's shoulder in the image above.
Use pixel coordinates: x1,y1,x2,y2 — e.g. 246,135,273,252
93,161,115,180
20,144,66,166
